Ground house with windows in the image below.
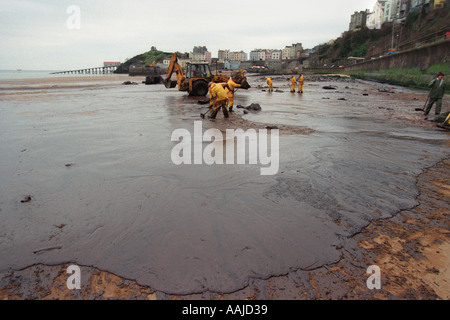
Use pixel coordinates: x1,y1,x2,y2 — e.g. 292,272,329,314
367,1,387,29
349,10,369,31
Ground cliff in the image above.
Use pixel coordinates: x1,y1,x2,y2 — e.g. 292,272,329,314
114,48,174,74
309,6,450,69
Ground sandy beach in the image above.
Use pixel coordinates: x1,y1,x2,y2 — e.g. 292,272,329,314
0,74,448,300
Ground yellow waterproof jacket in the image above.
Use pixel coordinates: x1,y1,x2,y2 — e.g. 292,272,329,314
226,78,241,94
211,83,228,101
298,75,304,85
266,78,273,86
290,77,296,85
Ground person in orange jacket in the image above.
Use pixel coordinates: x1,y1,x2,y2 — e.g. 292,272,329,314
208,82,230,119
208,78,240,115
290,76,296,92
209,70,248,113
297,74,304,93
266,77,273,92
225,77,243,112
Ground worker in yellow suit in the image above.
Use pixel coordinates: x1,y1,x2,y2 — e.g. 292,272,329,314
210,71,246,113
208,79,239,113
266,77,273,92
208,82,230,119
290,76,296,92
298,74,304,93
225,77,243,112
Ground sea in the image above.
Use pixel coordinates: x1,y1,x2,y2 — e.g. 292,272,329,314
0,69,109,81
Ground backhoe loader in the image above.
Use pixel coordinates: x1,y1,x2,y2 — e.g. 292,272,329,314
163,53,229,96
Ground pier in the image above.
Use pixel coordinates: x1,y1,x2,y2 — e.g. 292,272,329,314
51,66,118,75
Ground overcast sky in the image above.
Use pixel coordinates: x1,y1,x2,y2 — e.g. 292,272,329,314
0,0,376,70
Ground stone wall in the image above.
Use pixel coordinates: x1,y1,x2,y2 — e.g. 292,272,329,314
345,40,450,72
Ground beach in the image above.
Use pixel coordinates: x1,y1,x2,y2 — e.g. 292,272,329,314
0,73,448,299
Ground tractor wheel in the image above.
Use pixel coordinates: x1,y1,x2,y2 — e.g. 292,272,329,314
190,81,209,96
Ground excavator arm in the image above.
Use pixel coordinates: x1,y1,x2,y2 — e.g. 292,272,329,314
163,53,184,89
162,52,238,96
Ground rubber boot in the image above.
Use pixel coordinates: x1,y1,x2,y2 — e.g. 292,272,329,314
223,107,229,119
208,108,219,119
229,105,233,112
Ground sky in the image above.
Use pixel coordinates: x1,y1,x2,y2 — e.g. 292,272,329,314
0,0,376,70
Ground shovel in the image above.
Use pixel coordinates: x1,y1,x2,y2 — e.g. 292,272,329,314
200,107,212,119
415,88,431,112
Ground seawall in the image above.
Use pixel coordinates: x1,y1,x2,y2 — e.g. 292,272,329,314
341,40,450,91
345,40,449,73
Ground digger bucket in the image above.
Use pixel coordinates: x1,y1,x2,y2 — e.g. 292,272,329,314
163,77,177,89
241,79,251,90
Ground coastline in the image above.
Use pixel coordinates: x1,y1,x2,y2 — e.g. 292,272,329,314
0,74,130,89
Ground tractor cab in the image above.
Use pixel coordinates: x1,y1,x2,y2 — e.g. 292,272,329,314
186,62,212,80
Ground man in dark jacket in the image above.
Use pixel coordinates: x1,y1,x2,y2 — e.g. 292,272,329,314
424,72,445,116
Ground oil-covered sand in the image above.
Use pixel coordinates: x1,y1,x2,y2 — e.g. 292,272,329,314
0,74,448,299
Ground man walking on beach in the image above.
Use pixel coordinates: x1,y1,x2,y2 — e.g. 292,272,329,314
424,72,445,116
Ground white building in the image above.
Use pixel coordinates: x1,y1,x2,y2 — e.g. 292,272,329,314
349,10,369,31
281,43,303,60
219,49,247,61
367,1,387,29
282,47,291,60
270,50,281,60
190,52,204,61
250,50,266,61
384,0,400,22
163,58,190,68
263,49,281,61
218,49,230,61
231,51,247,61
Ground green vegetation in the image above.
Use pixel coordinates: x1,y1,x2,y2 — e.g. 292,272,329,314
115,47,186,74
313,6,449,67
313,7,450,93
426,63,450,75
351,44,368,57
348,63,450,93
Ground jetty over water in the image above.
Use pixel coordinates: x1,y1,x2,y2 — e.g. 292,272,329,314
51,66,118,75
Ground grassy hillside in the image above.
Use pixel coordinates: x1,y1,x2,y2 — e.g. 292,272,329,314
114,47,190,74
310,6,450,67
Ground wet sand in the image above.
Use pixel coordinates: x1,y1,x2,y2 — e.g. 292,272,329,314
0,74,448,299
2,158,448,300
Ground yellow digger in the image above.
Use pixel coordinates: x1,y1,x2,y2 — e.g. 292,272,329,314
163,53,229,96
